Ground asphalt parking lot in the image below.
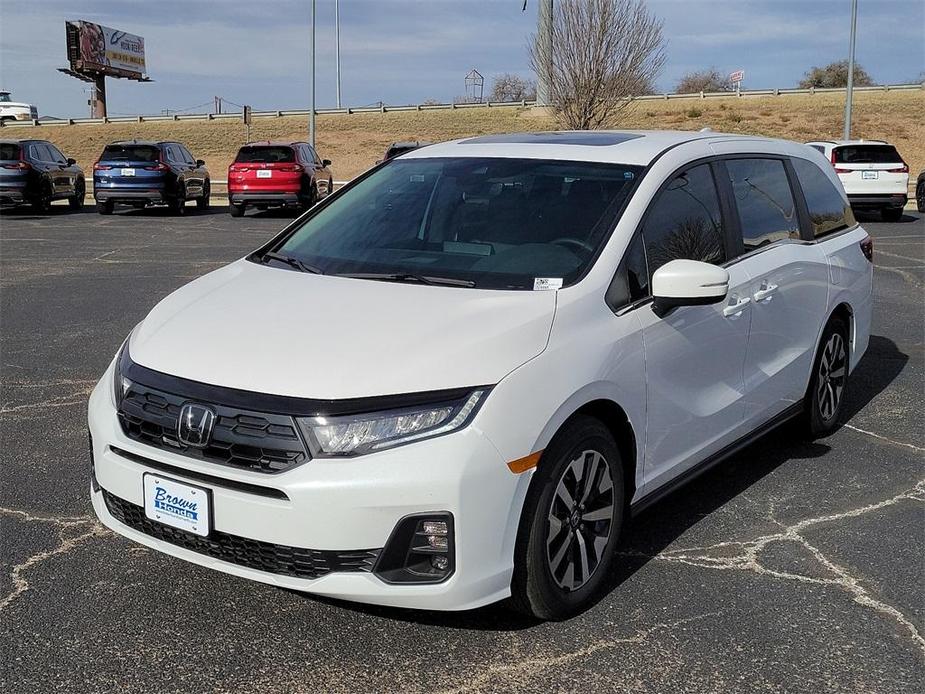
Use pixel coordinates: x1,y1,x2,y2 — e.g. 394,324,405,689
1,203,922,693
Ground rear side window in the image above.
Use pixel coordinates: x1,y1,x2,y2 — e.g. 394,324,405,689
28,143,51,161
235,146,295,163
636,163,726,293
0,143,20,160
726,158,800,250
833,145,902,164
792,158,856,238
102,145,160,162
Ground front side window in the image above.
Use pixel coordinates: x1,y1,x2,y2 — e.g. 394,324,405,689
792,157,855,238
640,163,726,283
46,144,67,163
727,158,799,250
270,157,642,290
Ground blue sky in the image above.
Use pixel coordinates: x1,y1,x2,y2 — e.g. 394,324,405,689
1,0,922,118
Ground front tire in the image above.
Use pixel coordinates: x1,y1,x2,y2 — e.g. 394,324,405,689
197,181,210,210
511,416,624,620
801,316,850,438
69,179,85,210
881,206,903,222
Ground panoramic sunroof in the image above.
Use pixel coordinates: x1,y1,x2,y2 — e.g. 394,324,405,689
459,132,643,146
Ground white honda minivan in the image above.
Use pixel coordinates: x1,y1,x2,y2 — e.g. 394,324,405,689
89,131,873,619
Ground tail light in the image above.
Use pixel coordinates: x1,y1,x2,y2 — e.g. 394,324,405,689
278,164,303,173
859,236,873,262
834,168,851,174
229,163,250,172
93,162,112,170
142,162,169,172
886,163,909,174
1,161,31,170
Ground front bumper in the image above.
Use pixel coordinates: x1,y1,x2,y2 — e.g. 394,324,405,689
88,366,529,610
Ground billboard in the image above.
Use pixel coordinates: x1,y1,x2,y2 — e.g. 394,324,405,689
66,21,146,78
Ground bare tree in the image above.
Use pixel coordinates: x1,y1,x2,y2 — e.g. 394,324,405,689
530,0,666,129
490,73,537,102
675,68,734,94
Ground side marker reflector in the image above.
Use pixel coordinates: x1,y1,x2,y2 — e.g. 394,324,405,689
507,450,542,474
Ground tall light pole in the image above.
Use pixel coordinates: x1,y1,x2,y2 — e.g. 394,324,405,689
309,0,316,147
536,0,553,106
335,0,342,109
843,0,858,140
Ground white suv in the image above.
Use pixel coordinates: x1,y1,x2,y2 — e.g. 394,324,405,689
89,131,873,619
806,139,909,221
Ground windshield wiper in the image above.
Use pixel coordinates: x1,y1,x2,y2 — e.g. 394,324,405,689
261,251,324,275
335,272,476,288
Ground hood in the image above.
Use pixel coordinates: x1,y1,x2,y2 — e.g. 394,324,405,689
130,260,556,399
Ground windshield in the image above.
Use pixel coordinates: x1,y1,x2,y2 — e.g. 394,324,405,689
270,157,641,289
101,144,160,162
0,93,10,103
236,146,295,163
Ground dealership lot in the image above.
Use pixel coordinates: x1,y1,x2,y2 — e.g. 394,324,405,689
1,206,922,693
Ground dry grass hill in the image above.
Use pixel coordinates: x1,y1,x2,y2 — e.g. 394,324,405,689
7,89,923,186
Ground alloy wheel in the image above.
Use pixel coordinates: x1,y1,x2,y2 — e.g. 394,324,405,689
817,332,847,422
545,450,615,591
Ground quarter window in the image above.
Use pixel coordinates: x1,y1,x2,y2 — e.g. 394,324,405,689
791,157,856,238
726,158,800,250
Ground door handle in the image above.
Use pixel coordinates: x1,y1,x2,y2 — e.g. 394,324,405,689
723,296,751,317
753,282,779,302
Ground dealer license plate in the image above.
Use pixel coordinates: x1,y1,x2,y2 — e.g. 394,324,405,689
143,473,211,537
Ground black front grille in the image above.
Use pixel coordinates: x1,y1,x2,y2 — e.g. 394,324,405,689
118,381,308,473
103,490,381,579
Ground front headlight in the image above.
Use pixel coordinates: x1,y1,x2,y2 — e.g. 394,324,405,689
110,337,133,408
297,389,488,457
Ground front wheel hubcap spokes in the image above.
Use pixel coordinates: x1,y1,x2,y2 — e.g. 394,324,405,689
547,450,614,591
818,332,847,420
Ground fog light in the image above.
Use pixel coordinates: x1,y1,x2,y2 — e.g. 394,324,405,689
427,534,448,550
374,512,455,584
423,520,447,535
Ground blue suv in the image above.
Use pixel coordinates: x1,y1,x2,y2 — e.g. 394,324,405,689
93,140,210,215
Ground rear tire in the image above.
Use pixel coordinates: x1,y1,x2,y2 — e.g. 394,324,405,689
881,207,903,222
800,316,850,438
197,181,210,210
229,203,245,218
916,182,924,213
69,179,85,210
32,182,53,214
171,186,186,216
510,415,624,620
96,200,114,215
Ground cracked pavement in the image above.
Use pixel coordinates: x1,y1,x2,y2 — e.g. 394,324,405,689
1,205,923,693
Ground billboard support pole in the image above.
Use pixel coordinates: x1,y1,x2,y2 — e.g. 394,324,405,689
309,0,316,147
92,75,107,119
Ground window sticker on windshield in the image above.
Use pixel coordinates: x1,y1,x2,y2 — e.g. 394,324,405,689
534,278,563,291
624,171,635,179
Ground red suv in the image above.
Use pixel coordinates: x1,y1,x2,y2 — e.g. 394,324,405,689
227,141,333,217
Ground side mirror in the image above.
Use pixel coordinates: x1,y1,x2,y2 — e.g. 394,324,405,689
196,159,205,167
322,159,332,167
67,157,77,166
651,259,729,318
